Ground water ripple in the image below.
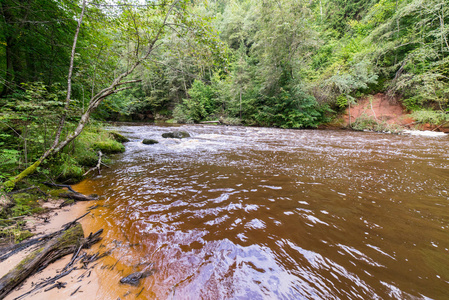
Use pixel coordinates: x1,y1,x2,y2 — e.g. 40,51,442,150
75,124,449,299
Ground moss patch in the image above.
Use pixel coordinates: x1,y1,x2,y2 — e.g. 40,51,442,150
10,192,43,217
48,189,68,198
92,140,125,154
110,131,130,143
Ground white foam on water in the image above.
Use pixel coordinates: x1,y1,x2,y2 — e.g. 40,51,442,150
402,130,447,137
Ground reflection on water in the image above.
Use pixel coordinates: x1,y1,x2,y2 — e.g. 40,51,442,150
74,124,449,299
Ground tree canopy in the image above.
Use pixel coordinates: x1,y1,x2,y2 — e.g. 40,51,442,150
1,0,448,187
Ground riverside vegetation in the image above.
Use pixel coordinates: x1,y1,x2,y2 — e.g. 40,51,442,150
0,0,448,239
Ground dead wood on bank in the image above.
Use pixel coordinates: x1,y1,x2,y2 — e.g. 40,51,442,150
0,222,104,299
42,182,79,194
58,192,98,201
0,179,106,299
8,187,48,198
0,212,90,264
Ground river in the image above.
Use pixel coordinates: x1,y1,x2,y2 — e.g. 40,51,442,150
73,124,449,299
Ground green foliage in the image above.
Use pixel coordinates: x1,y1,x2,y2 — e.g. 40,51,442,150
322,0,374,36
173,105,193,124
10,193,44,217
352,115,403,133
92,141,125,154
52,154,84,183
172,0,330,129
0,221,34,244
320,60,378,106
0,149,20,169
253,88,326,128
409,110,449,125
0,0,78,94
74,125,125,160
336,95,348,108
176,79,220,123
364,0,449,109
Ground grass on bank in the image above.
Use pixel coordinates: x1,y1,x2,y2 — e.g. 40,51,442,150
409,110,449,126
46,124,125,183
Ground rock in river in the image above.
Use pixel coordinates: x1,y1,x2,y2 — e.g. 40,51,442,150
142,139,159,145
120,269,155,286
161,131,190,139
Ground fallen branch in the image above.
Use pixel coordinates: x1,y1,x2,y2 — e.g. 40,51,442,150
43,182,78,194
59,192,98,201
432,120,449,132
83,151,103,176
8,186,49,197
200,120,220,124
62,212,90,230
0,215,28,222
70,286,81,296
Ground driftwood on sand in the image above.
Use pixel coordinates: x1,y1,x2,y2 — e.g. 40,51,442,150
0,220,103,299
0,184,103,299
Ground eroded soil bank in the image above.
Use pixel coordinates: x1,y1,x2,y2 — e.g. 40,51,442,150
341,93,449,132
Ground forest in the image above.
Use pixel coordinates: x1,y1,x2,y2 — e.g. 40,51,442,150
0,0,448,189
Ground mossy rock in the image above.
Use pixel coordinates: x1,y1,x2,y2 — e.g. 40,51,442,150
162,131,190,139
92,140,125,154
110,131,130,143
142,139,159,145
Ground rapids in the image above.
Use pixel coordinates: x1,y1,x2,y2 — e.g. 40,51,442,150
74,124,449,299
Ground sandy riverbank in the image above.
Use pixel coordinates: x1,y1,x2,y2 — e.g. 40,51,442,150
0,199,102,300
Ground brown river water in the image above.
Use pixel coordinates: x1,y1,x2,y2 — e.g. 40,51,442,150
73,124,449,299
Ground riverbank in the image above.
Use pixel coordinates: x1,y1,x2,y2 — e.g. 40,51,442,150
0,198,102,299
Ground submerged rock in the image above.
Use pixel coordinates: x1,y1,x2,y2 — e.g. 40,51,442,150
142,139,159,145
162,131,190,139
119,269,155,286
